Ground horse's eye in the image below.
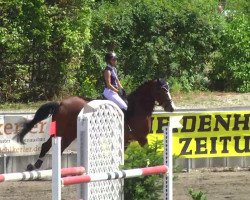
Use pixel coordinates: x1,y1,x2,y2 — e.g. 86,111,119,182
160,84,168,91
162,87,168,92
165,82,169,88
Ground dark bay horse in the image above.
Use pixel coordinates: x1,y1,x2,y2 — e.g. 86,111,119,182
14,79,175,171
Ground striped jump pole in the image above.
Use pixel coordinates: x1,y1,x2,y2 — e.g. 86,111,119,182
0,167,85,183
62,165,168,186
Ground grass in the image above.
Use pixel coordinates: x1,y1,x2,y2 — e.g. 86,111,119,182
0,92,249,111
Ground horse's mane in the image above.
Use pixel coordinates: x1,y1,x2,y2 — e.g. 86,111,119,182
127,80,156,117
128,80,155,99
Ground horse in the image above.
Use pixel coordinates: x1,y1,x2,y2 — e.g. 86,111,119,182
14,79,175,171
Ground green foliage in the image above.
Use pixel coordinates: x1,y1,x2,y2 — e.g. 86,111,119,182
209,13,250,92
0,0,91,101
224,0,249,17
123,141,164,200
188,188,208,200
0,0,249,102
78,0,221,94
123,140,182,199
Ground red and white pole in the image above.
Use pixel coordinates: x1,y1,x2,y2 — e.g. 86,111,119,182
0,167,85,183
62,165,168,186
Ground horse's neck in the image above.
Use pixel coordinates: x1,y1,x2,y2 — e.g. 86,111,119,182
127,86,155,117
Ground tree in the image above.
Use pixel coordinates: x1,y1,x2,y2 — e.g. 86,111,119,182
0,0,91,101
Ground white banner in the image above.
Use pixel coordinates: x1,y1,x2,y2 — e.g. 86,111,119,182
0,114,51,156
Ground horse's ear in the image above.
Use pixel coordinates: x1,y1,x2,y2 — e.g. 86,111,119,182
157,78,165,84
162,76,168,85
156,78,163,88
157,78,164,82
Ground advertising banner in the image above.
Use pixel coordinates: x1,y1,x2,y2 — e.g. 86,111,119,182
148,111,250,158
0,114,51,156
1,110,250,158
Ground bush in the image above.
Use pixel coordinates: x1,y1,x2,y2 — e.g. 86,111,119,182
123,140,182,200
0,0,91,101
209,13,250,92
78,0,221,95
188,188,208,200
1,0,248,102
123,141,164,200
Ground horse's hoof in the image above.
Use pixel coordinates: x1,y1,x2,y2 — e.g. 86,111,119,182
26,164,35,171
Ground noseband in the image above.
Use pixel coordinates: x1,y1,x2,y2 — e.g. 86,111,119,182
157,83,173,108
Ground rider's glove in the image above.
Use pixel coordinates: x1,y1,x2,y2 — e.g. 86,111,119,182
119,88,127,98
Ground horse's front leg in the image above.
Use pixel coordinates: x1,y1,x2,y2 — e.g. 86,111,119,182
26,137,52,171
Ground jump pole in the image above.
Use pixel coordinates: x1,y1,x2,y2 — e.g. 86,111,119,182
62,165,168,186
0,167,85,183
50,110,182,199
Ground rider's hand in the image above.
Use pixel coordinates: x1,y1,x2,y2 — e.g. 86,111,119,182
122,89,127,97
119,88,126,97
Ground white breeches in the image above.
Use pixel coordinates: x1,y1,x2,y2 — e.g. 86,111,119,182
103,88,128,110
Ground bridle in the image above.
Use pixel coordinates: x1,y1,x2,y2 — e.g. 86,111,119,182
156,82,173,109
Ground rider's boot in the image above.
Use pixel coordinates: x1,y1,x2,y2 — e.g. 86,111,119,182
121,109,132,132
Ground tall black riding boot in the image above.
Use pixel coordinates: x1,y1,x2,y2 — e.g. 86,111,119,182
121,109,127,121
121,109,132,132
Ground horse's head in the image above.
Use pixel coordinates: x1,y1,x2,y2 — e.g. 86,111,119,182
154,79,175,112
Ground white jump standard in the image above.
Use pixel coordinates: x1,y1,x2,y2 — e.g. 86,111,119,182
51,101,179,200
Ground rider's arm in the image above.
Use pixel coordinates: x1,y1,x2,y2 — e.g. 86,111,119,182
117,79,123,90
104,70,119,93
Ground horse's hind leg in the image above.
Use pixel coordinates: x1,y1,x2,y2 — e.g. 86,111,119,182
26,137,52,171
26,136,74,171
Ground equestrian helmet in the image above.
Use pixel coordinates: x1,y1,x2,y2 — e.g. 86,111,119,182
105,52,117,62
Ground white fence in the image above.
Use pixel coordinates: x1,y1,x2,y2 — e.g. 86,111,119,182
77,100,124,200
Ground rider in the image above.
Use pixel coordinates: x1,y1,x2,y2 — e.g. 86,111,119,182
103,52,128,111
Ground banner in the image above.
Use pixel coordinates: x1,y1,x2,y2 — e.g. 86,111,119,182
148,111,250,158
1,110,250,158
0,114,50,156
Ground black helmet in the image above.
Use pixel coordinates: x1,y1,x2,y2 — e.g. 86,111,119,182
105,52,117,62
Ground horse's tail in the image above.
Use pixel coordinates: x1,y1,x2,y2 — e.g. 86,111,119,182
14,102,60,144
